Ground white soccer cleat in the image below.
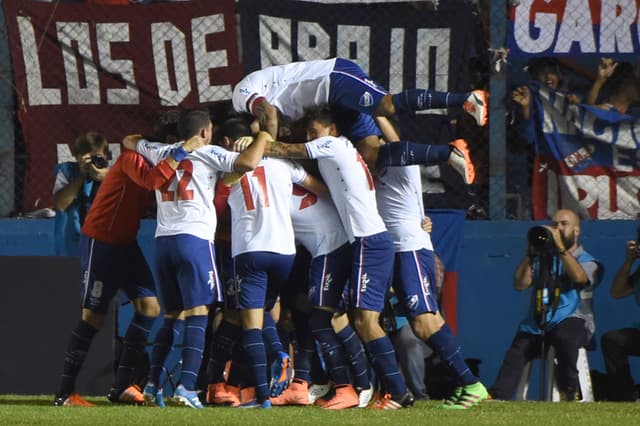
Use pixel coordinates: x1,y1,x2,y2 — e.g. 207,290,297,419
448,139,475,185
308,383,332,404
463,90,489,126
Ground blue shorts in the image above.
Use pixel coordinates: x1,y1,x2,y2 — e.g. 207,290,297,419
80,234,156,314
392,249,439,317
216,242,238,310
280,247,312,310
348,231,394,312
154,234,222,312
234,251,295,310
308,243,351,310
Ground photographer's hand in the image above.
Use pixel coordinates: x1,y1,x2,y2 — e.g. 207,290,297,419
611,240,638,299
514,251,534,291
542,225,567,253
88,163,109,182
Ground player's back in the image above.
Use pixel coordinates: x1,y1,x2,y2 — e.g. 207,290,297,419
304,135,386,241
232,59,336,121
290,184,348,258
228,157,307,257
136,141,238,241
375,165,433,252
82,150,153,245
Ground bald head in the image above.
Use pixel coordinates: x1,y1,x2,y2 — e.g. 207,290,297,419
551,209,580,251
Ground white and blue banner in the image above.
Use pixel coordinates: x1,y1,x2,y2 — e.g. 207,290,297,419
525,84,640,219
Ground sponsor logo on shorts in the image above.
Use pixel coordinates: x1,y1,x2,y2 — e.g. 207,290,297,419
323,273,333,292
407,294,419,311
207,270,215,290
360,272,369,293
421,276,431,296
359,91,374,108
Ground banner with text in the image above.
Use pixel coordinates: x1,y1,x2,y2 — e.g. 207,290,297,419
508,0,640,58
238,0,478,210
527,84,640,219
3,0,241,210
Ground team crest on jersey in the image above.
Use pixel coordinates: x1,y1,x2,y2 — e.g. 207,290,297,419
360,273,369,293
359,91,374,108
406,294,419,311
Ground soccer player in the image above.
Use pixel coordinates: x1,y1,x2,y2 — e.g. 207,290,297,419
231,57,483,183
375,162,489,409
125,109,268,409
53,137,201,407
224,136,327,409
249,106,414,409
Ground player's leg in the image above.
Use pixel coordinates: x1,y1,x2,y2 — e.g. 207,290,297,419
54,235,112,407
395,248,487,408
349,232,413,409
109,242,159,405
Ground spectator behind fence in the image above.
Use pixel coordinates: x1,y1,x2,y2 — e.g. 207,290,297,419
52,132,109,256
585,59,640,115
600,237,640,401
490,209,602,401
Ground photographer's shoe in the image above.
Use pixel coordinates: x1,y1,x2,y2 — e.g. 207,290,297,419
443,382,488,409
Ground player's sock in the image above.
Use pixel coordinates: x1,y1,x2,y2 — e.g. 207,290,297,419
392,89,468,112
148,317,181,386
277,322,291,355
309,309,351,386
205,320,241,384
242,328,270,402
179,315,207,390
336,325,371,390
113,313,155,391
57,320,98,397
365,336,406,395
227,346,247,388
376,141,451,170
262,312,284,359
426,323,477,386
291,309,314,383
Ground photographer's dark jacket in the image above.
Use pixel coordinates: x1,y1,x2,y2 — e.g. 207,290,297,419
518,245,602,337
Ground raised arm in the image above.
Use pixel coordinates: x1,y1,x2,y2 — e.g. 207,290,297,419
233,130,269,173
610,240,638,299
253,99,279,139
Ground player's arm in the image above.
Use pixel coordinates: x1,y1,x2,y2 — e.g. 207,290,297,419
233,130,269,173
264,140,309,159
297,173,328,198
122,134,205,171
252,98,279,139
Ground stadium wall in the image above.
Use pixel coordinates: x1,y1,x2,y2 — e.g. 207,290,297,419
1,218,638,396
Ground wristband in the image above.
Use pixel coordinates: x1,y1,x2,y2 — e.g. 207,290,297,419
170,146,188,162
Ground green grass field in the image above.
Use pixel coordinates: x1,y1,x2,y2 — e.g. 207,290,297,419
1,396,639,425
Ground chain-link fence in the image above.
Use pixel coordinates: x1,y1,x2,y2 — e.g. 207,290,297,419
1,0,638,220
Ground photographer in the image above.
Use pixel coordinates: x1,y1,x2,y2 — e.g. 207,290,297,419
600,239,640,401
53,132,110,255
490,209,602,401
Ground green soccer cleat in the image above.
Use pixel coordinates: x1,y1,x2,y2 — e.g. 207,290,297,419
443,382,488,410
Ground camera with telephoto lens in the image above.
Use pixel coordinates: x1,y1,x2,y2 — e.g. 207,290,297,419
527,225,556,256
90,155,108,169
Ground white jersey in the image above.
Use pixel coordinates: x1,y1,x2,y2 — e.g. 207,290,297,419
304,136,387,241
228,157,307,256
290,185,348,258
232,59,336,122
136,140,239,241
376,165,433,252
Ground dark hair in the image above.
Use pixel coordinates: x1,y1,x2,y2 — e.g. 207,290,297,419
214,116,252,145
526,57,560,79
177,109,211,140
304,105,336,128
600,62,640,104
71,131,108,157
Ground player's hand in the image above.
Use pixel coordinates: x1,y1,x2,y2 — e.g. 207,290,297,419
183,134,206,152
421,216,433,233
233,136,255,153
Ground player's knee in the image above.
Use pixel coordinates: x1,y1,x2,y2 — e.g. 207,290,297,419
134,297,161,318
81,308,105,330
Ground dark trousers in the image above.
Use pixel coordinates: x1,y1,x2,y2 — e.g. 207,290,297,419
490,317,589,400
601,328,640,401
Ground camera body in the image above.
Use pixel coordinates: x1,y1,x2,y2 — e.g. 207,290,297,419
527,225,556,257
90,155,108,169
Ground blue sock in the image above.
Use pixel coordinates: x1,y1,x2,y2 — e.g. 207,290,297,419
57,320,98,396
262,312,284,360
365,336,406,395
376,141,451,169
113,313,155,391
392,89,468,112
426,323,477,386
157,319,184,389
336,325,371,389
205,320,240,384
228,345,251,389
309,310,351,386
291,309,314,383
242,328,269,402
149,318,182,388
179,315,207,391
